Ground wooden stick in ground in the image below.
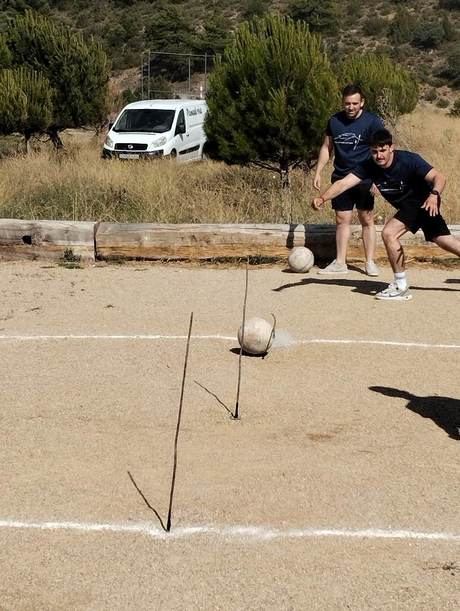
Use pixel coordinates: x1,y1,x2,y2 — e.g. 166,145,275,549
166,311,194,532
233,258,249,420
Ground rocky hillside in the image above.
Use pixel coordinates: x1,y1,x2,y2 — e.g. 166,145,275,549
1,0,459,107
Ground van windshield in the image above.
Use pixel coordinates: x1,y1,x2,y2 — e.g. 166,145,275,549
113,109,175,133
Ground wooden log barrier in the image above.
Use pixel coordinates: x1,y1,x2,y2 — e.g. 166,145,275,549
95,223,336,260
96,222,460,262
0,219,96,262
0,220,458,263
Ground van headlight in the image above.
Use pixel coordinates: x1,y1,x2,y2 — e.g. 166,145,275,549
105,135,114,148
151,136,167,147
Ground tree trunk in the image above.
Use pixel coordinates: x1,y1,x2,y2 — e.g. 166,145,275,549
47,127,64,150
279,158,290,189
23,129,34,155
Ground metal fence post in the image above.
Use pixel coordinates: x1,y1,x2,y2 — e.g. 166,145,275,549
147,50,151,99
204,52,207,97
140,52,144,99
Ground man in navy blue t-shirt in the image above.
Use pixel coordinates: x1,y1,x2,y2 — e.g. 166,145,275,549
312,128,460,300
313,84,384,276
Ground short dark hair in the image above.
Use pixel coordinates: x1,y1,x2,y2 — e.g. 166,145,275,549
370,128,393,147
342,84,364,99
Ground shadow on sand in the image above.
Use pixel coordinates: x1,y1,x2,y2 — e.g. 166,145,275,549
273,277,384,295
127,470,167,531
273,277,460,295
194,379,233,416
369,386,460,440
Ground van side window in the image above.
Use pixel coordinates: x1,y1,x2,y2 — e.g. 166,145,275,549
175,110,186,135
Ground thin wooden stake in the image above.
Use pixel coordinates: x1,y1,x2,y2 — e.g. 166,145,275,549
166,312,194,532
233,258,249,420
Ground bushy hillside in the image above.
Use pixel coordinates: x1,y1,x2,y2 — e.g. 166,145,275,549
1,0,459,107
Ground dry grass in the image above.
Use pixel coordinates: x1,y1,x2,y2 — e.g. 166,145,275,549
395,107,460,225
0,138,331,224
0,108,459,224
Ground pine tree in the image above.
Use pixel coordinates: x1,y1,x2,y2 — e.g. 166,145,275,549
145,4,194,82
0,67,52,149
0,35,12,68
0,70,27,135
205,14,339,187
340,53,418,125
5,10,109,147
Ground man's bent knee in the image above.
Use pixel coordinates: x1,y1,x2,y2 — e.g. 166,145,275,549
381,226,393,244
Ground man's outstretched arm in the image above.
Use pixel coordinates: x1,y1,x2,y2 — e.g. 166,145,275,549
311,173,362,210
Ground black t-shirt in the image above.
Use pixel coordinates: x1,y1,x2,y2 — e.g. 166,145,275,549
352,150,433,208
326,110,384,177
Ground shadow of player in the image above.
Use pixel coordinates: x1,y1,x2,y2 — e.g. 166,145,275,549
369,386,460,440
273,277,383,295
273,277,460,295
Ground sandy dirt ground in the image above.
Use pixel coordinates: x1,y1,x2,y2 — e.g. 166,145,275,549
0,260,459,610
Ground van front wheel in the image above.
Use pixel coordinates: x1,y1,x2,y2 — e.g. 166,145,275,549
169,149,177,159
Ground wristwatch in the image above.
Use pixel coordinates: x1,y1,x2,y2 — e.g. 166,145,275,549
430,189,441,203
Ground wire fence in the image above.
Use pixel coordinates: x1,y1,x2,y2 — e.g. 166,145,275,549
139,50,219,100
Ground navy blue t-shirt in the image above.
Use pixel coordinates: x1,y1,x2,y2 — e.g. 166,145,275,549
326,110,384,178
352,151,433,208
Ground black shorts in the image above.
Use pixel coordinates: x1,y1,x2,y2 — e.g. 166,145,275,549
331,176,374,212
394,200,450,242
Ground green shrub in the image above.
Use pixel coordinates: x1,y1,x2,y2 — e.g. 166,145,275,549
389,8,416,44
449,97,460,115
436,97,450,108
411,21,445,49
287,0,340,35
439,0,460,9
443,47,460,85
424,87,438,101
362,16,388,36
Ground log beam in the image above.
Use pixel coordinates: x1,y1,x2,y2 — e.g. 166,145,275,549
96,223,460,262
0,219,96,262
0,220,459,263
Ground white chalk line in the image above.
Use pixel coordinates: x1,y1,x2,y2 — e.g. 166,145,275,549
0,519,458,542
0,334,459,350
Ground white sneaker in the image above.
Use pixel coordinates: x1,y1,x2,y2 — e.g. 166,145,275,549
365,261,380,276
318,259,348,274
375,283,412,301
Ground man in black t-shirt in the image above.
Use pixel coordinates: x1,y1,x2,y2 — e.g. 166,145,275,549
313,84,384,276
312,129,460,300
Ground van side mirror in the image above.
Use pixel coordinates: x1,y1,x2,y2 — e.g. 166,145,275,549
108,122,114,130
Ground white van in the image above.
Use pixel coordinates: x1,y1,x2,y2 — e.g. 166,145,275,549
102,99,208,161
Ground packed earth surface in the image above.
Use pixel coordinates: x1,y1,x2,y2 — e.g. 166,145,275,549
0,260,459,610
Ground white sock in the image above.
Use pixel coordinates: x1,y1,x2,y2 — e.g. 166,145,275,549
394,272,407,291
